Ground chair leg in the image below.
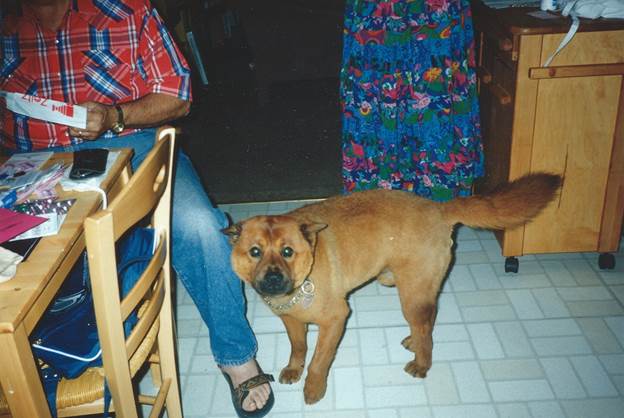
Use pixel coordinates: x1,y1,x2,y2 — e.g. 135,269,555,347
149,349,163,386
157,307,183,418
147,378,171,418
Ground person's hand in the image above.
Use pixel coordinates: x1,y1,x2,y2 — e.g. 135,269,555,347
68,102,115,140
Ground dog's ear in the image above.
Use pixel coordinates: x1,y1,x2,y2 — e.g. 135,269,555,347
221,222,243,244
300,222,328,245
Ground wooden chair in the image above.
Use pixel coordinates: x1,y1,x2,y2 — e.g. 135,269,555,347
0,126,182,417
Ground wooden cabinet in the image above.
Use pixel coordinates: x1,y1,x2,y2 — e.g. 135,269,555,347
471,2,624,271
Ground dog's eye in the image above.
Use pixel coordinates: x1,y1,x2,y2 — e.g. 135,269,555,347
249,247,262,258
281,247,294,258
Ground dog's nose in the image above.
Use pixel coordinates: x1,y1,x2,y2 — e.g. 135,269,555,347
258,269,289,295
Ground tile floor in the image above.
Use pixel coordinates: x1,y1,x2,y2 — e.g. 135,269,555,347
165,200,624,418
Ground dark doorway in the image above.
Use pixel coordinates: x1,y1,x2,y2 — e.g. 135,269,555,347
176,0,345,203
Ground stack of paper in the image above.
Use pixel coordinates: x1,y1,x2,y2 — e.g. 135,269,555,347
9,198,75,240
0,152,53,191
0,208,47,244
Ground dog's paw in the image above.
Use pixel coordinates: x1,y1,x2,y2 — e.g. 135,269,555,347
404,360,429,378
401,336,415,351
279,367,303,384
303,374,327,404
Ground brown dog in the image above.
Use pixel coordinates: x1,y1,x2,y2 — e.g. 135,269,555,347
222,173,562,404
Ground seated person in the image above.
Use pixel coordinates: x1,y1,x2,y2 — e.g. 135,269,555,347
0,0,273,416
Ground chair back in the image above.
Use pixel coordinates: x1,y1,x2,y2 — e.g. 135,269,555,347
83,126,181,418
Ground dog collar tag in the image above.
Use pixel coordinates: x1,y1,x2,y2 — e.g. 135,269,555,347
300,280,315,309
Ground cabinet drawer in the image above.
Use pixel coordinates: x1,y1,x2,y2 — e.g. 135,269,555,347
478,33,516,105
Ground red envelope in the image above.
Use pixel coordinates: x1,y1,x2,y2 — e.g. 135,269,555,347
0,208,47,244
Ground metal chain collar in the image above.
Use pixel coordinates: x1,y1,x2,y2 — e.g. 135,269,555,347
262,279,315,313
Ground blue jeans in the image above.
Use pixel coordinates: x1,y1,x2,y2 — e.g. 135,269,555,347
33,129,257,366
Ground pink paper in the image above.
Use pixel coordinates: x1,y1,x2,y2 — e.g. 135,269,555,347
0,208,47,244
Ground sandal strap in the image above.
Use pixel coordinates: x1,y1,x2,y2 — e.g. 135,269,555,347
234,373,275,404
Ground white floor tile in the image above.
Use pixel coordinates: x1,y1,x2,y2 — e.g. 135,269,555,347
496,403,532,418
423,363,460,405
334,367,365,409
531,336,593,356
541,357,587,399
365,385,427,408
532,287,571,318
493,321,534,357
480,359,544,381
506,289,544,319
569,356,618,397
528,401,567,418
560,398,624,418
432,404,498,418
452,361,491,403
488,379,554,402
467,323,505,359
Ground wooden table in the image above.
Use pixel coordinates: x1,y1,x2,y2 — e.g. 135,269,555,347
0,149,132,417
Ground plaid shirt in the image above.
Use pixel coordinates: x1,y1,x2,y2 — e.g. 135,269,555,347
0,0,191,151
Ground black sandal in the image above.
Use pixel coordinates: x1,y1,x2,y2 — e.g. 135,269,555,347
222,363,275,418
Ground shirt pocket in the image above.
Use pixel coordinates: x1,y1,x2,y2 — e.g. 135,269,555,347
0,57,38,94
82,49,132,102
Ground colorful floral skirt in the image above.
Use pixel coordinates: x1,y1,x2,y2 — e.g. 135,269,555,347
340,0,484,201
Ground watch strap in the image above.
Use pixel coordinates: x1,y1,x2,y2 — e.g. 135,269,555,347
115,104,124,125
112,104,125,134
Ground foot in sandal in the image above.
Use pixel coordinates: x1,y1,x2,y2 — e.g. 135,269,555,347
221,359,274,417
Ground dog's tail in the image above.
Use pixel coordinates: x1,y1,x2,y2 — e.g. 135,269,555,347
441,173,562,230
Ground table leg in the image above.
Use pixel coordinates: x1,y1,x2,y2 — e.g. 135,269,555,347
0,323,51,418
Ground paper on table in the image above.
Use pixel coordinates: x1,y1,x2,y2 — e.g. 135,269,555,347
0,208,47,244
0,151,53,191
9,198,75,241
0,91,87,129
10,212,64,241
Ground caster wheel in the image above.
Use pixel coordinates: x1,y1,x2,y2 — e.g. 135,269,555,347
505,256,519,273
598,253,615,270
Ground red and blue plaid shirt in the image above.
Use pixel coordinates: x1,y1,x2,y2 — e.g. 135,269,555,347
0,0,191,151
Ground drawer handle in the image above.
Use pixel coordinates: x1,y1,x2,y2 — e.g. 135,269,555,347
486,83,512,105
529,63,624,79
477,66,493,84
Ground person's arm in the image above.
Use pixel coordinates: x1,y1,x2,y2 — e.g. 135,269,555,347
67,93,190,140
69,1,191,140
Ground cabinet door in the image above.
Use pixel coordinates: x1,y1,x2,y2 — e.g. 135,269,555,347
522,30,624,253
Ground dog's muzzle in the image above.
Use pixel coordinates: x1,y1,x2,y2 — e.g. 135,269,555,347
256,268,292,296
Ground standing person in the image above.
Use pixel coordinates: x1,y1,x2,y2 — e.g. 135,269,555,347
340,0,484,201
0,1,274,416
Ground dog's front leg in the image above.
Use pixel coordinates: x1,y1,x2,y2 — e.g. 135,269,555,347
279,314,308,384
304,301,349,404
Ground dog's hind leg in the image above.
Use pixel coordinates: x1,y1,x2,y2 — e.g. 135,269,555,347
304,300,350,404
394,266,443,378
401,299,437,378
279,315,308,384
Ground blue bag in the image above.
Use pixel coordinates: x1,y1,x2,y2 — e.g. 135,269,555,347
30,227,155,412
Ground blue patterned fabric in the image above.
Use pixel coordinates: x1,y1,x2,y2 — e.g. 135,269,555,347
340,0,484,201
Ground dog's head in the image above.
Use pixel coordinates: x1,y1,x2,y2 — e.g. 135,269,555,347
222,215,327,297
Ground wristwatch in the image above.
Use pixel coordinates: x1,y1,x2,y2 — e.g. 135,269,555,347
111,104,125,134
